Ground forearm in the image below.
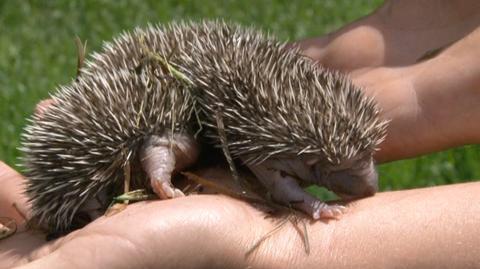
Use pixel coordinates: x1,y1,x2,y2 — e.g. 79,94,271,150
4,165,480,269
7,183,480,269
255,182,480,269
353,28,480,163
412,27,480,147
0,162,29,228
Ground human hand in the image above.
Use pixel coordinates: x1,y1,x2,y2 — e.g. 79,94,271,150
2,160,480,269
1,163,275,269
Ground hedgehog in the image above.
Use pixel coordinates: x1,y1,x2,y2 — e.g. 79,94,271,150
175,21,389,218
21,20,388,232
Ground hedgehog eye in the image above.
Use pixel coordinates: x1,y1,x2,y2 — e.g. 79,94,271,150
304,157,320,167
311,163,330,180
351,158,372,171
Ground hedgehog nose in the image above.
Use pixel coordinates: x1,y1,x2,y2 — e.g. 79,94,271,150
363,167,379,196
362,184,377,197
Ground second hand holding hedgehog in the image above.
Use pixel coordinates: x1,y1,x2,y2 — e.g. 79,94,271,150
22,21,387,232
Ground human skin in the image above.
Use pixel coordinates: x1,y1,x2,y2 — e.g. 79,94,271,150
297,0,480,162
1,163,480,269
2,0,480,268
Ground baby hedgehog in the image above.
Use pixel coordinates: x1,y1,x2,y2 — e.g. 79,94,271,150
22,21,387,232
176,22,388,218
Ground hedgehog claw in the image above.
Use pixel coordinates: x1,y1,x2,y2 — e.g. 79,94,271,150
151,179,185,199
294,199,346,220
311,203,346,220
173,188,185,198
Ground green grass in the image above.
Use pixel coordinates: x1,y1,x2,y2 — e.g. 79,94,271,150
1,0,478,191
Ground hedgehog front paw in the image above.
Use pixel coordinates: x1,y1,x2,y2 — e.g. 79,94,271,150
307,202,346,220
284,188,347,220
249,163,347,220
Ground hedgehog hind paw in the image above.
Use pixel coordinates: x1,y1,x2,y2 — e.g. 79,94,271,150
141,134,198,199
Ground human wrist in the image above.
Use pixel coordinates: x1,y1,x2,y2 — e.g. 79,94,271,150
194,195,324,269
301,182,480,269
412,44,480,147
353,52,480,163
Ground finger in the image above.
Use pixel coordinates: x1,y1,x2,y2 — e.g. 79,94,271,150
34,99,55,117
0,162,30,230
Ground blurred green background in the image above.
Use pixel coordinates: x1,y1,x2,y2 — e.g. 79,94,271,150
1,0,478,192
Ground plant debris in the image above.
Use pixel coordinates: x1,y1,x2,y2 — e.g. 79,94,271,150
0,217,17,240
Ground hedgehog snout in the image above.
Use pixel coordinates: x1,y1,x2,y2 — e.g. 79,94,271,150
318,159,378,199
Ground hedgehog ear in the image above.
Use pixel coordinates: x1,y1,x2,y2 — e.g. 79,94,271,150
304,156,320,167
